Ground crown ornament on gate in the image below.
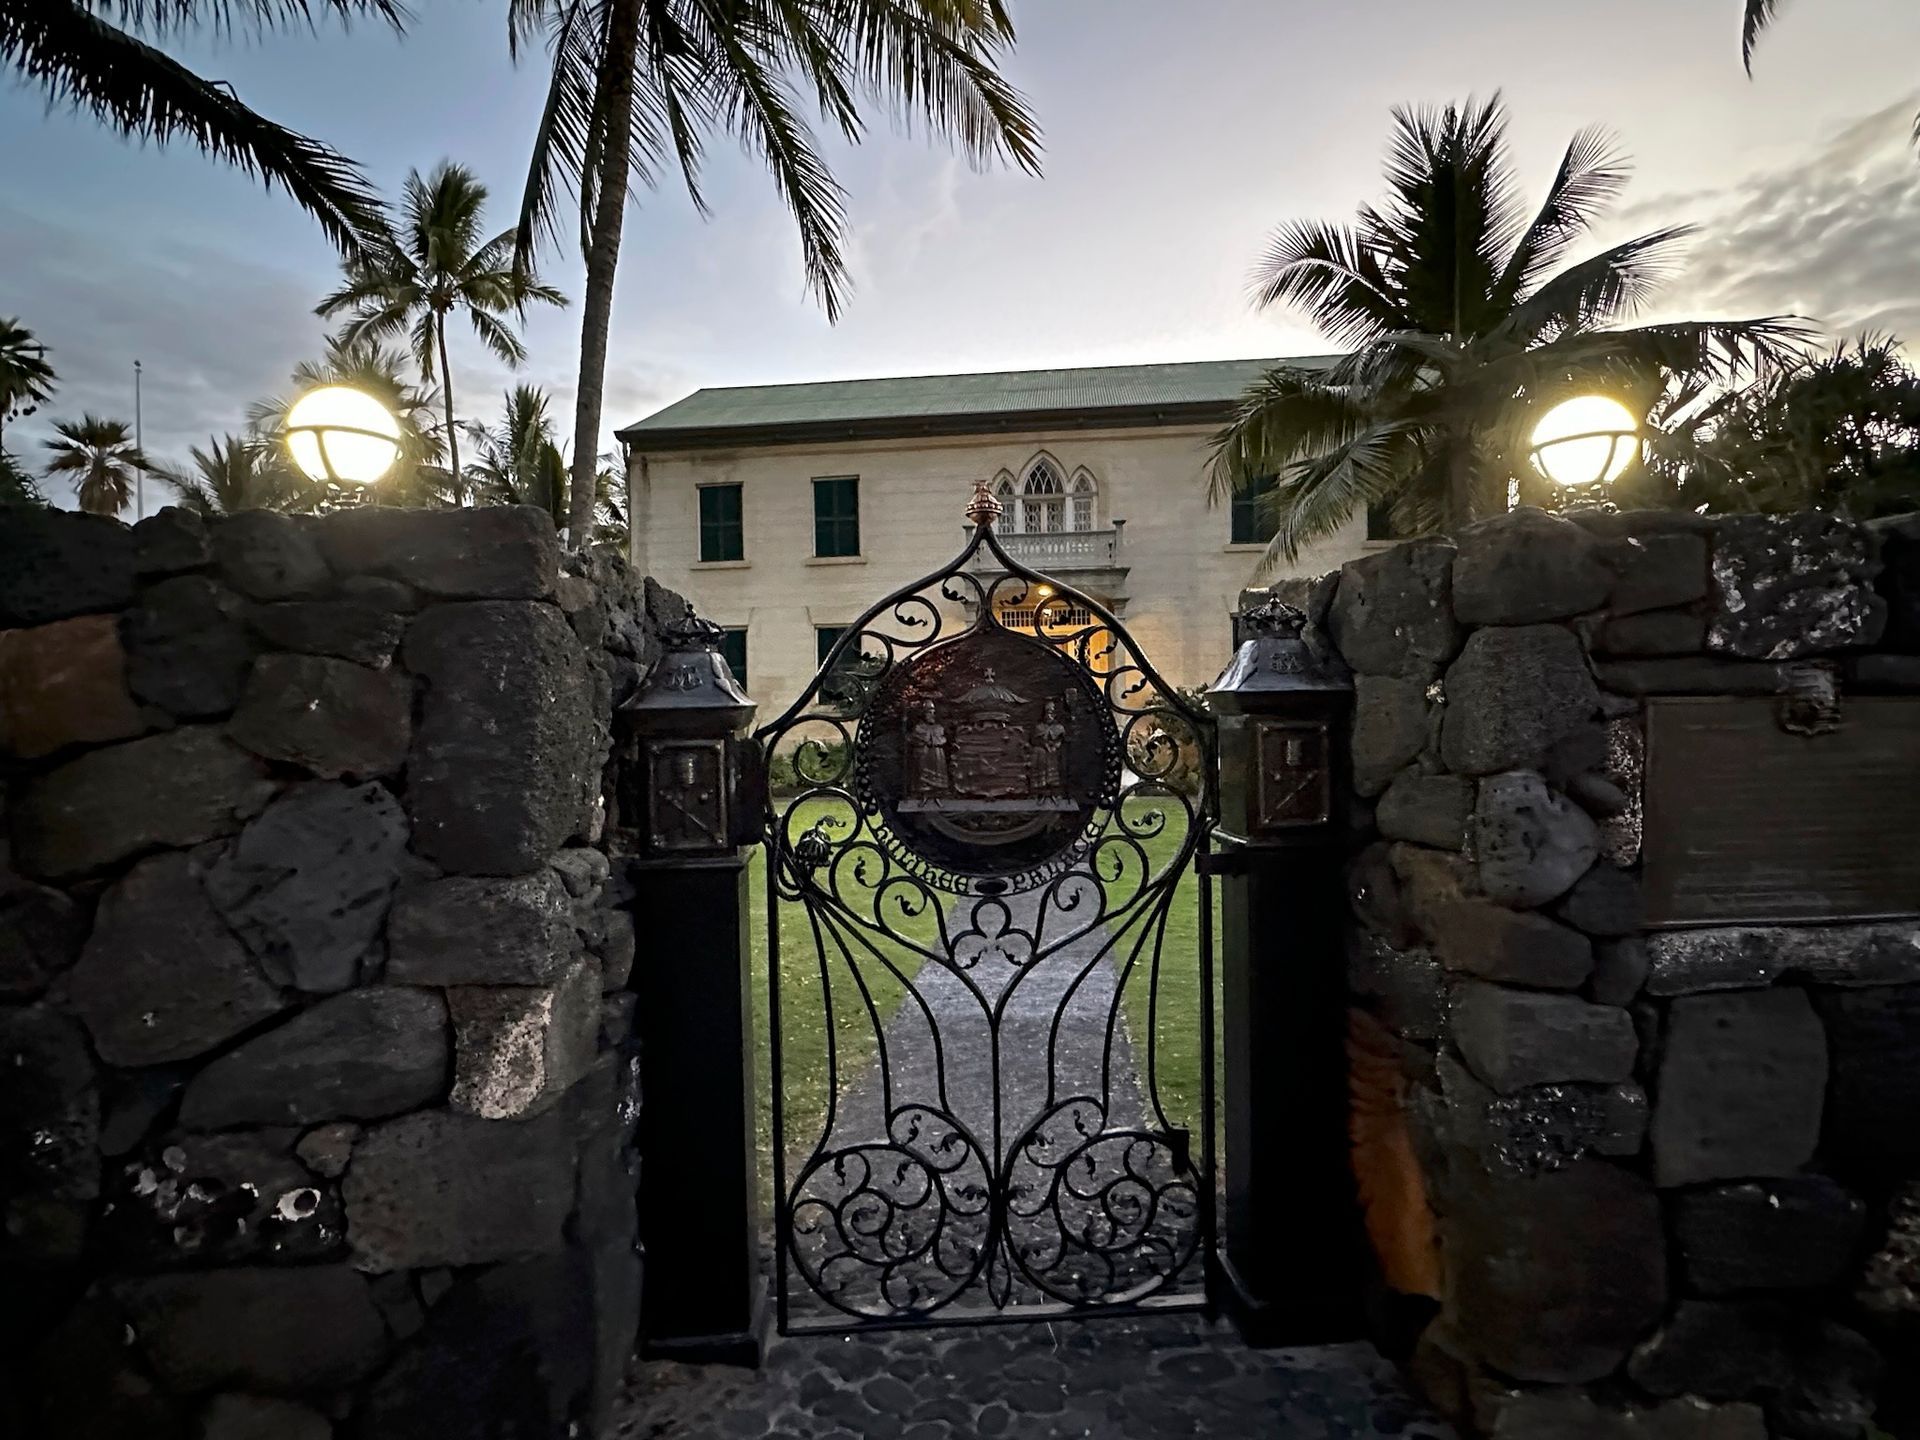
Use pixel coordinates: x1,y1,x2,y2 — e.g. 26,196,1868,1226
965,477,1004,529
661,601,727,652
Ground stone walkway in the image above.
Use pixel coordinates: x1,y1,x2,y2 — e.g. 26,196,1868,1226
610,1312,1457,1439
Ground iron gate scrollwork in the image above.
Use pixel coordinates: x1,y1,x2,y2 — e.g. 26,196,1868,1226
758,483,1219,1330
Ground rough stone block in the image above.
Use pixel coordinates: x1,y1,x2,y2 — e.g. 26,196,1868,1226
180,987,449,1129
103,1129,343,1265
1555,865,1642,937
1815,983,1920,1177
1451,981,1637,1093
1592,657,1797,695
583,906,636,991
1609,531,1711,616
1440,1053,1645,1176
203,781,411,993
211,510,330,600
1350,676,1431,796
1452,508,1614,625
295,1120,360,1179
131,505,211,576
1647,923,1920,995
229,653,412,779
1673,1176,1866,1295
549,846,612,898
247,596,408,666
1347,932,1447,1041
0,1007,99,1251
1328,539,1460,679
1431,901,1593,989
449,959,601,1119
1859,1180,1920,1319
116,1266,387,1393
403,601,597,873
1594,607,1709,657
1376,773,1474,849
7,725,274,880
387,871,581,986
1709,513,1885,660
201,1393,332,1440
1651,989,1827,1187
1473,771,1599,906
122,573,257,719
29,1294,184,1438
343,1107,576,1271
0,613,145,758
0,508,134,627
0,881,85,998
1441,625,1600,775
1446,1158,1666,1383
1389,842,1477,940
1589,938,1650,1007
69,851,290,1066
1628,1300,1789,1401
1483,1392,1767,1440
315,504,559,600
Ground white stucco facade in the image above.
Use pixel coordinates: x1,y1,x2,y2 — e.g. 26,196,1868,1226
627,422,1375,713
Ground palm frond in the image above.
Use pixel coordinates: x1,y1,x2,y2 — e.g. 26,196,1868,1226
1249,220,1402,347
1208,364,1379,505
1494,125,1632,310
1742,0,1782,72
4,0,391,260
1502,225,1693,342
1259,420,1422,567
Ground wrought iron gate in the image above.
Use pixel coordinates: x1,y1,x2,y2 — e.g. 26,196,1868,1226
757,484,1219,1332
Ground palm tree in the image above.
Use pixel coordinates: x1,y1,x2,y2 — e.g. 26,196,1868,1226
508,0,1043,544
468,384,630,542
318,162,566,497
468,383,569,525
250,335,450,507
44,415,146,516
0,317,57,453
1209,96,1812,564
2,2,401,260
1,447,45,507
157,432,314,516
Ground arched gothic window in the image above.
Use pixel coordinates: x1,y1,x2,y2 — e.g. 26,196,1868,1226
1069,467,1097,533
1020,455,1066,533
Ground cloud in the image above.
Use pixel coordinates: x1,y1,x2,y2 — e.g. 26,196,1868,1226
0,200,327,476
1626,94,1920,344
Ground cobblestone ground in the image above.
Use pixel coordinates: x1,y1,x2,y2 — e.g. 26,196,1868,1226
609,1313,1457,1440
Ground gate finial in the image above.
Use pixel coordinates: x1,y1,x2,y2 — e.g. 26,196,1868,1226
965,477,1003,529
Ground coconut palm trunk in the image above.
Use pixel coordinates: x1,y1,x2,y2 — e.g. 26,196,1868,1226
435,311,462,497
566,0,640,545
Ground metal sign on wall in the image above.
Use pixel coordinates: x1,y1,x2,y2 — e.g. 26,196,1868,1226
1642,697,1920,926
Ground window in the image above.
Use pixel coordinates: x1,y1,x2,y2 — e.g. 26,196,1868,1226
1230,474,1280,545
1021,457,1065,534
1068,467,1097,533
813,476,860,557
698,484,743,562
1367,502,1404,541
718,627,748,688
815,625,843,667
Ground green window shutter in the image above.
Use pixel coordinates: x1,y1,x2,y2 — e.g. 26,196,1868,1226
812,477,860,557
815,625,843,667
718,628,748,688
699,484,744,562
1230,474,1280,545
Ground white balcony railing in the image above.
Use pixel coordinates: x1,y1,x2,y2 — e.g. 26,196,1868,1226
968,526,1124,570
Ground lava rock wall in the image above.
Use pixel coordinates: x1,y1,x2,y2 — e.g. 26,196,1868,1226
1322,507,1920,1439
0,504,679,1439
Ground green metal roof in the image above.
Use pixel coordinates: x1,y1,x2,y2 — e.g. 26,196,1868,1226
618,355,1338,450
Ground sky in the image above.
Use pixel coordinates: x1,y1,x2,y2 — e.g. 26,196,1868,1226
5,0,1920,508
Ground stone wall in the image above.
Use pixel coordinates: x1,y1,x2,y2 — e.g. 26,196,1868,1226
0,504,678,1439
1325,507,1920,1439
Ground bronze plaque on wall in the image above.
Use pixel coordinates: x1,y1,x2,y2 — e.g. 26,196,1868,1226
1643,697,1920,926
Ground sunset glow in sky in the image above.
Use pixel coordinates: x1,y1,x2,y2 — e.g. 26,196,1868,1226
5,0,1919,487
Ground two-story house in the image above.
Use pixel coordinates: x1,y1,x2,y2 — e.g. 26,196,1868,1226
620,357,1378,710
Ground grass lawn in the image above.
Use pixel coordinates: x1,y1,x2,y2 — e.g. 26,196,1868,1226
750,793,1223,1198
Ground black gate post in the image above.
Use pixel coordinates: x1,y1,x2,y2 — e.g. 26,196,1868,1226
1206,596,1366,1345
613,608,766,1364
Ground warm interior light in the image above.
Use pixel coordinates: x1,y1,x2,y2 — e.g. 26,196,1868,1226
285,385,402,485
1035,584,1053,597
1528,395,1643,489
